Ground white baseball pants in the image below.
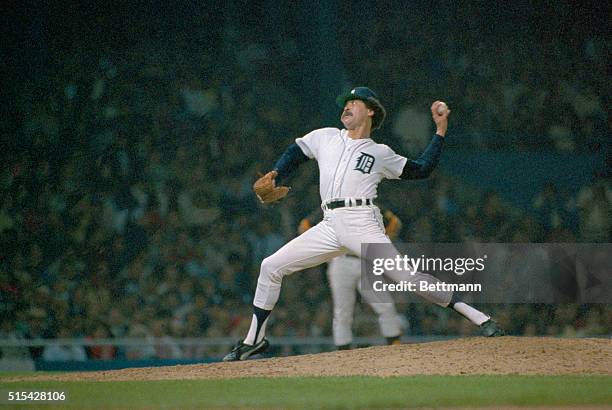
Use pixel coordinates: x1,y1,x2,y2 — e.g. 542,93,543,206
253,206,453,311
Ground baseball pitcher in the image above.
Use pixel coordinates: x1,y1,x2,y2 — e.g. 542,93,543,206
225,87,503,361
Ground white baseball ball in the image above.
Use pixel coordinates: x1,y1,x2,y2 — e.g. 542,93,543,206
436,102,448,115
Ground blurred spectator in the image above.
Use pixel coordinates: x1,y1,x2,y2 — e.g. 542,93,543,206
42,328,87,362
533,183,567,234
151,319,182,359
480,191,512,241
86,325,117,360
125,324,156,360
574,177,611,242
0,319,30,359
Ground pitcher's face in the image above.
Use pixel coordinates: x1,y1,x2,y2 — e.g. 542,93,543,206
341,99,373,130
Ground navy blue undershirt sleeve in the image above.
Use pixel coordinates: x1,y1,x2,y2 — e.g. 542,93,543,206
400,134,445,180
273,143,309,183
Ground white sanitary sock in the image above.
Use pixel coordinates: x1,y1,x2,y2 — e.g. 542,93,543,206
452,302,490,326
243,314,269,345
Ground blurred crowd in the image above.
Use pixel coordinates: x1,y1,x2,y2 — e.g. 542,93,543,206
2,9,610,361
339,3,610,152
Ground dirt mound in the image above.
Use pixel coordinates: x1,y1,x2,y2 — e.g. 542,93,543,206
11,337,612,382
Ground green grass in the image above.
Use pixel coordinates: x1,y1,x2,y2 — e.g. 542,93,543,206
1,375,611,409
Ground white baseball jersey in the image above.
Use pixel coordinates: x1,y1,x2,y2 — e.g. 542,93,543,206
295,128,408,202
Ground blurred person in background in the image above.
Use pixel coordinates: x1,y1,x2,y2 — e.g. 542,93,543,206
42,327,87,362
151,319,182,359
86,324,117,360
0,319,30,360
125,323,156,360
533,183,567,236
480,191,511,241
574,176,611,242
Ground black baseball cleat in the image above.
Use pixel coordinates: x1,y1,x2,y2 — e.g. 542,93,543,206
480,319,505,337
223,338,269,361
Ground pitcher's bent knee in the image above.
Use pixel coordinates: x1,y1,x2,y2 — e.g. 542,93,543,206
260,254,287,284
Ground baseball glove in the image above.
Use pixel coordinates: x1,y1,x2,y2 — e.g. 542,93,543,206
253,171,290,203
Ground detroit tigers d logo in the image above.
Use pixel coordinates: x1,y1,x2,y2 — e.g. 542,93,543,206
354,152,375,174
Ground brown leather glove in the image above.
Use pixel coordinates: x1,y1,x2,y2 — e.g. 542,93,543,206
253,171,290,203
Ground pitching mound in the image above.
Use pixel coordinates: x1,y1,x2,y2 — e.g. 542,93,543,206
14,337,612,382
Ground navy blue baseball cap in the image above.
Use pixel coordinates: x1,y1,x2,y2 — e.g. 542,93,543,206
336,86,387,129
336,86,379,107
